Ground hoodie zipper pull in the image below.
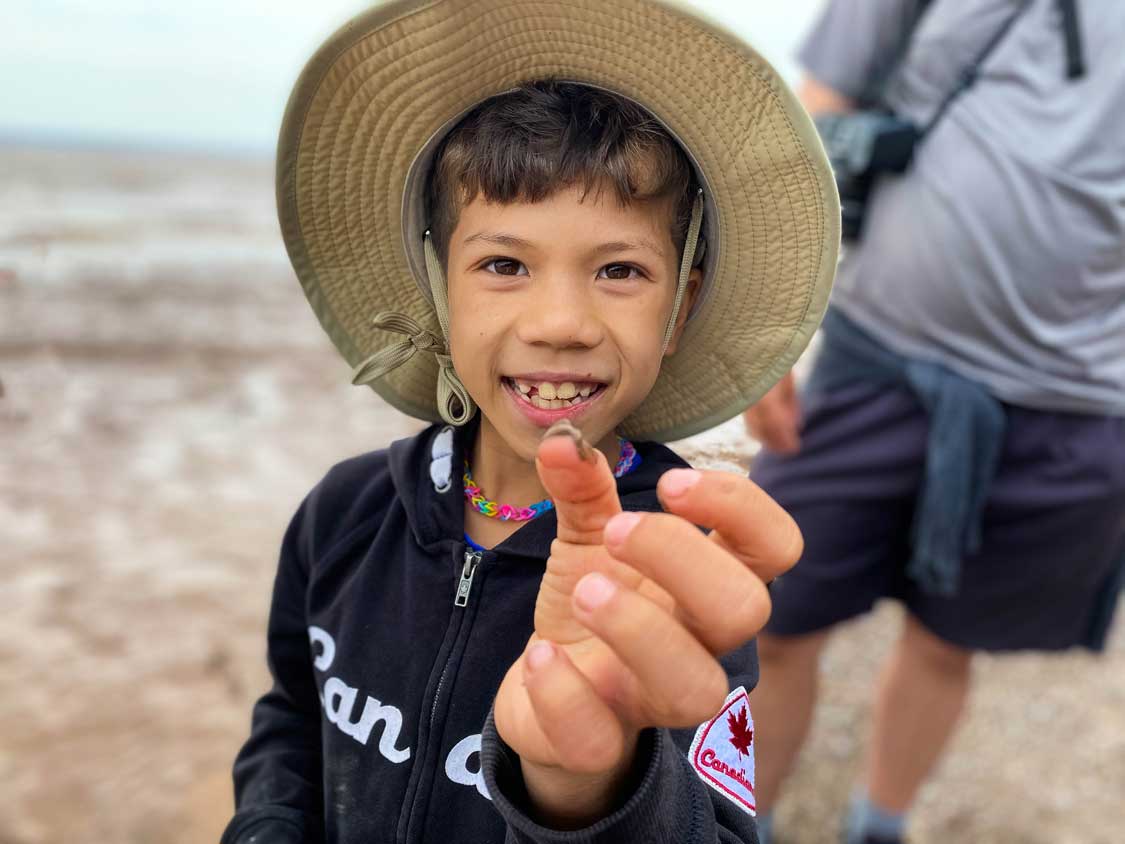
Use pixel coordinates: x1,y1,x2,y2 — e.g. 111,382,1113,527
454,550,482,607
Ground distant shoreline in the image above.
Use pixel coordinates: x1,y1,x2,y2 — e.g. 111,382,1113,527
0,130,271,162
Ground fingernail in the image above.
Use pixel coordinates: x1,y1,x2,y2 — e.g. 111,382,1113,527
526,641,555,672
604,512,642,547
661,468,701,497
574,572,616,611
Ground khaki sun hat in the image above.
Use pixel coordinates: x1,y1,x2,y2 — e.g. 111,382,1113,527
277,0,840,442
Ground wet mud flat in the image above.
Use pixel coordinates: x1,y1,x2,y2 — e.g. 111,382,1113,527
0,146,1121,844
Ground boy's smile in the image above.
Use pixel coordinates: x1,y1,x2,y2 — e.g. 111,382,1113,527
502,373,607,424
445,181,699,466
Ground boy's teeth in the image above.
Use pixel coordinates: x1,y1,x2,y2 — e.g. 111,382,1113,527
527,395,588,410
512,378,602,410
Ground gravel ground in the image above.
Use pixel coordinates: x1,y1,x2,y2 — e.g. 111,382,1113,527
1,146,1121,844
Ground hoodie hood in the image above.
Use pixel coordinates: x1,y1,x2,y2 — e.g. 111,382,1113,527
388,417,692,561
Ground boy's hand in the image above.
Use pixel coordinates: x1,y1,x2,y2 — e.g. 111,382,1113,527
492,422,802,828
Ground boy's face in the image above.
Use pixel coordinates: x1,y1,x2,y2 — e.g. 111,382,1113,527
446,182,700,460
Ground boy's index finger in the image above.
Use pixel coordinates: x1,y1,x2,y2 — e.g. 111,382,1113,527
536,422,622,545
657,469,804,583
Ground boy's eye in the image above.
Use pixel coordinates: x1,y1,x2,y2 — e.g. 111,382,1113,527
479,259,645,280
482,258,527,276
598,263,643,281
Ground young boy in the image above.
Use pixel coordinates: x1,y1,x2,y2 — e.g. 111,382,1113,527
222,1,838,842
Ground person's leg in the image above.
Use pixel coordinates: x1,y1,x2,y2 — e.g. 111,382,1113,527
839,614,971,844
752,628,833,816
751,382,927,841
864,613,971,812
749,378,928,841
841,409,1125,843
873,409,1125,817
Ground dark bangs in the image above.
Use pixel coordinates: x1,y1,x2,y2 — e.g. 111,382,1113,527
427,79,698,266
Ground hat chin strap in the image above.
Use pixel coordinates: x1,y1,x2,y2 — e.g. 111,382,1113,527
352,189,704,428
662,188,704,354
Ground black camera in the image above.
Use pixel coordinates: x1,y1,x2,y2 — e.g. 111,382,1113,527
813,111,920,241
812,0,1040,242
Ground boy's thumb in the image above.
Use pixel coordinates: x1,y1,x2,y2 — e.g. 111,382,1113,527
536,421,621,545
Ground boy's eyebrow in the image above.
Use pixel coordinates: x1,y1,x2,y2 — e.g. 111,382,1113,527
462,231,665,258
593,239,666,259
462,232,535,250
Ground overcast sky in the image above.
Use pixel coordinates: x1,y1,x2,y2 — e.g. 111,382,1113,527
1,0,824,154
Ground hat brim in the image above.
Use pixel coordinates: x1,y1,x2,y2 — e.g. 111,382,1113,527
277,0,839,442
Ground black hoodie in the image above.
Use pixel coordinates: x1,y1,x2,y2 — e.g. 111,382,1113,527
221,420,761,844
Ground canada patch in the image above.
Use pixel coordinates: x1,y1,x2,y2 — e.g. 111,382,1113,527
687,685,756,815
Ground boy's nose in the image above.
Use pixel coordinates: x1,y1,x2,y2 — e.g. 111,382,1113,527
515,276,604,350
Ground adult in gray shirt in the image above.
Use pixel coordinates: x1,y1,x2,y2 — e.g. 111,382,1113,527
743,2,1125,842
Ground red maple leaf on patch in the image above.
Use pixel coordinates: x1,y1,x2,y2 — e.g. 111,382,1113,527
727,705,753,759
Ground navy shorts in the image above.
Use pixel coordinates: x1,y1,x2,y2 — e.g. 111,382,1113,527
751,379,1125,652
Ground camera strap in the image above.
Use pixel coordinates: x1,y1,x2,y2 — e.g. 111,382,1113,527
919,0,1033,137
863,0,934,108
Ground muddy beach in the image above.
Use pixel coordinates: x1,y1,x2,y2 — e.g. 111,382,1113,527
0,146,1121,844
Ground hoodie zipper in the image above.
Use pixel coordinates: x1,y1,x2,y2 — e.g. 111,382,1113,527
428,550,481,728
401,547,486,844
453,549,481,607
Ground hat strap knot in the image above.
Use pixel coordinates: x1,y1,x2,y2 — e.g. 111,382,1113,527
350,312,443,385
350,312,476,426
380,312,445,353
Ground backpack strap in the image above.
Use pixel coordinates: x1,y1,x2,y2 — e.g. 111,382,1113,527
1058,0,1086,79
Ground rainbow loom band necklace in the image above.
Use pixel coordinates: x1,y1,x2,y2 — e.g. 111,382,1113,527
463,438,639,522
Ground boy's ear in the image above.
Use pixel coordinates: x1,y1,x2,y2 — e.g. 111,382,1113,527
663,267,702,357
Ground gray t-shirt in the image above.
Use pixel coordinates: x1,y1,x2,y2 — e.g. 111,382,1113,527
801,0,1125,415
